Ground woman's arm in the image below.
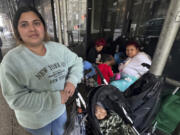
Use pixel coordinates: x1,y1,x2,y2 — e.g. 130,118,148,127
0,64,65,113
63,47,83,96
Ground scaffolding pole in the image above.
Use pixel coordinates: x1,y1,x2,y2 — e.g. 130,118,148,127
51,0,58,42
150,0,180,76
55,0,63,43
62,0,69,46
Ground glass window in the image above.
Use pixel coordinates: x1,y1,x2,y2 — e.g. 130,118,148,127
66,0,87,44
36,0,54,39
163,28,180,80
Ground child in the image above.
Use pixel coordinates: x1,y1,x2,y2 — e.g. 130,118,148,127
95,104,134,135
111,41,151,92
97,54,115,85
87,38,106,64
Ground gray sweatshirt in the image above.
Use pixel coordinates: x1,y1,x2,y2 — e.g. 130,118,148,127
0,41,83,129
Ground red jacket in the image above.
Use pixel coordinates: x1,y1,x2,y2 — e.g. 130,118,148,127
97,64,114,85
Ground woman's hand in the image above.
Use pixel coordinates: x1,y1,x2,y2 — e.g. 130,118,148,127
60,91,69,104
64,82,75,97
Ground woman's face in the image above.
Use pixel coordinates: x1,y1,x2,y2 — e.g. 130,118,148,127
126,45,139,58
18,11,45,46
95,45,103,52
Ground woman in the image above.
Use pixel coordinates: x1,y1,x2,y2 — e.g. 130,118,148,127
0,6,83,135
111,41,151,92
86,38,106,63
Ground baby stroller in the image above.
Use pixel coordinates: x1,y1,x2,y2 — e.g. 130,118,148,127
64,68,163,135
64,65,110,135
64,64,109,135
87,72,164,135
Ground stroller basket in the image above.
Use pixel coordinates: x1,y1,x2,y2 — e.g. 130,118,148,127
64,91,87,135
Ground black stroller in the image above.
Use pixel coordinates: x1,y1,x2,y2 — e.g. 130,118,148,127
87,72,164,135
64,68,163,135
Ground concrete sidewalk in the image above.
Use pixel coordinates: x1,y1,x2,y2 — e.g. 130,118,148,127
1,38,16,56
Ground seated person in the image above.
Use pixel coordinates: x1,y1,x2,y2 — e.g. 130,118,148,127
97,54,115,85
95,103,134,135
87,38,106,64
110,41,151,92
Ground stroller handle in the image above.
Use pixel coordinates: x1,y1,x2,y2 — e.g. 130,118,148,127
74,90,86,109
66,89,86,109
77,92,86,109
92,64,108,85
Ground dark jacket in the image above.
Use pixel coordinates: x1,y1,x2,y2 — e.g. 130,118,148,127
86,47,98,63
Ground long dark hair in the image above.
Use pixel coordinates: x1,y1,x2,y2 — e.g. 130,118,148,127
13,6,49,43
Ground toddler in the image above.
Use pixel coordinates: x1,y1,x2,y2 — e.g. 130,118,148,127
97,54,115,85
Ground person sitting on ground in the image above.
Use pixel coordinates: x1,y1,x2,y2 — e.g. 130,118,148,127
97,54,115,85
95,103,134,135
110,41,151,92
86,38,106,64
